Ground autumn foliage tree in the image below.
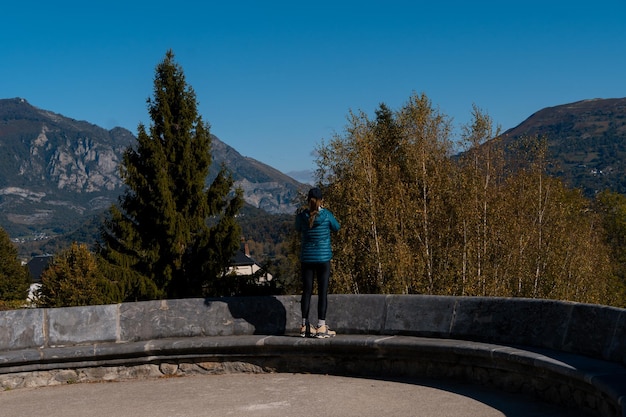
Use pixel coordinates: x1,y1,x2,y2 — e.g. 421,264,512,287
315,92,622,306
0,227,30,305
99,50,243,300
317,94,455,295
595,190,626,303
36,243,120,308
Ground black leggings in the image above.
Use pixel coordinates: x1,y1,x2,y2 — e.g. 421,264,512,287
300,261,330,322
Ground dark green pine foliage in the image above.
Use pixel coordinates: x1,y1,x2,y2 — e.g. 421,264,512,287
0,227,30,301
99,50,243,300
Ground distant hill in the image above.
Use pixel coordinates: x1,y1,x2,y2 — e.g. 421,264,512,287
499,98,626,196
0,98,307,242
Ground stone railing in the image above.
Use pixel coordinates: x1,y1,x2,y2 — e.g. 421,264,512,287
1,295,625,417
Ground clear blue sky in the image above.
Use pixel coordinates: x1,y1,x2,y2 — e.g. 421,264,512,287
2,1,625,176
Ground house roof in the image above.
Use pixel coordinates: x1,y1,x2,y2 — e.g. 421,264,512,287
27,255,53,283
230,250,256,267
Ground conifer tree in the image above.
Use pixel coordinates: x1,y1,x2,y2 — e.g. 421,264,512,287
99,50,243,299
0,227,30,302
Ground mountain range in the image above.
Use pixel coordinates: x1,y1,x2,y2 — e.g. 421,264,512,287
499,98,626,196
0,98,308,241
2,96,626,251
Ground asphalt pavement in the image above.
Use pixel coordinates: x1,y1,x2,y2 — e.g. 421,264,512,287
0,373,594,417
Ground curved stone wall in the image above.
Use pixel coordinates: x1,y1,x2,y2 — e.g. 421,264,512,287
1,294,624,365
1,295,626,416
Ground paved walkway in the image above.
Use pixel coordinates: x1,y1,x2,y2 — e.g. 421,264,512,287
1,373,593,417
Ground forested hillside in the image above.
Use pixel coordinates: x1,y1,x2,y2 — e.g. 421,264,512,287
500,98,626,196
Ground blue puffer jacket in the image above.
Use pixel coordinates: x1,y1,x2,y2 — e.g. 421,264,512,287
295,207,341,263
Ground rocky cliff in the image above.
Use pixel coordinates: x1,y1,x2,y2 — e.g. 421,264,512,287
0,98,306,239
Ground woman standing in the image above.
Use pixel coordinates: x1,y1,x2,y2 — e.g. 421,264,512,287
296,187,341,338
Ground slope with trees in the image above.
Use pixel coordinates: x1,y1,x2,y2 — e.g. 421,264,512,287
499,98,626,197
4,81,624,308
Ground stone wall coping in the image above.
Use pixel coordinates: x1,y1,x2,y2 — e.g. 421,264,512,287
2,295,625,365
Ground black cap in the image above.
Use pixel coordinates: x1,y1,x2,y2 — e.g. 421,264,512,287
308,187,322,200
